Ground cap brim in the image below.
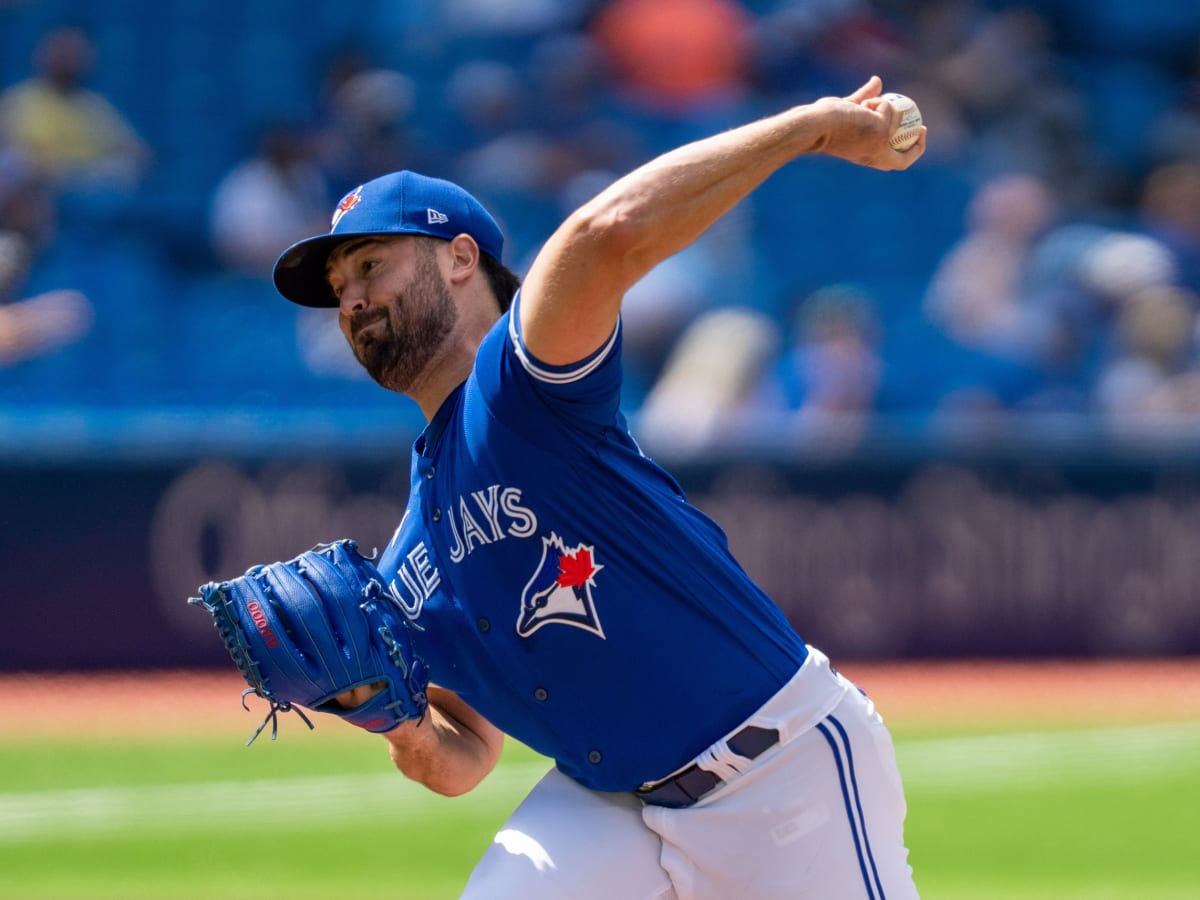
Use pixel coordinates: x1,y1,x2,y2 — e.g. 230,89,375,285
272,232,370,308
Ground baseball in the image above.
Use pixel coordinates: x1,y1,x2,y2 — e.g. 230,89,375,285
881,92,922,152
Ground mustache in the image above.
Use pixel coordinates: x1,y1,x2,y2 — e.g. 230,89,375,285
350,306,389,340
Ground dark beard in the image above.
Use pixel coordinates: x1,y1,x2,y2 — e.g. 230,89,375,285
350,252,456,393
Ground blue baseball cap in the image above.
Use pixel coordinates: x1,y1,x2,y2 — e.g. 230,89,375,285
273,170,505,308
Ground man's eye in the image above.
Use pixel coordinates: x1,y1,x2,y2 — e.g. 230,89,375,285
361,259,379,275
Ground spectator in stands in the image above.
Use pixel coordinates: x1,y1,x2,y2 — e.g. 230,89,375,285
747,0,973,160
210,121,330,277
774,285,882,426
0,26,150,189
0,146,55,256
637,306,781,452
1137,160,1200,294
1025,228,1177,404
1092,283,1199,424
747,0,914,102
602,231,719,404
0,144,92,368
315,56,423,187
525,31,643,176
924,173,1060,368
0,267,93,369
210,120,344,383
445,59,571,198
589,0,754,118
1079,232,1195,422
922,5,1100,203
442,57,612,264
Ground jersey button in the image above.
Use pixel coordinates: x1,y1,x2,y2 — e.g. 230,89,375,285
533,687,548,701
431,508,442,522
587,750,602,764
426,467,435,479
477,618,491,633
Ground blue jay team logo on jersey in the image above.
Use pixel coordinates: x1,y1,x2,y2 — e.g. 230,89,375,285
517,533,605,639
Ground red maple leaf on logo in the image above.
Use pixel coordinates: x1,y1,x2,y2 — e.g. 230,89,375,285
331,187,363,228
556,547,596,589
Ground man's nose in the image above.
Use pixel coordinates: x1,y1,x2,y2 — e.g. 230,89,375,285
338,283,368,317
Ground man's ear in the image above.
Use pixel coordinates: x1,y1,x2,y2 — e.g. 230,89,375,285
447,234,480,285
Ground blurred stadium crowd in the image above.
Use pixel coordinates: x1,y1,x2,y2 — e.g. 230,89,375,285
3,0,1200,453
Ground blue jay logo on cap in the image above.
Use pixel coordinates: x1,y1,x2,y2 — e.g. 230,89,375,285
331,185,364,229
517,533,605,639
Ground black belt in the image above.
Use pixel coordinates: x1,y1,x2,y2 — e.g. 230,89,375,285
636,725,780,809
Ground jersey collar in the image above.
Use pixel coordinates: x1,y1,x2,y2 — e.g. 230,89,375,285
415,381,465,458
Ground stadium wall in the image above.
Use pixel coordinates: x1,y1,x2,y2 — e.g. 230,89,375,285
4,445,1198,670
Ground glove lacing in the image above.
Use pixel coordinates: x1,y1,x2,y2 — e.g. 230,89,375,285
375,620,429,725
241,688,315,746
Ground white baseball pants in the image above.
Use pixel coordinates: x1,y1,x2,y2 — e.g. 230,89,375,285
460,646,918,899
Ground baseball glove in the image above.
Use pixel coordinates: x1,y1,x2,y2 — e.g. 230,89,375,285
189,539,429,745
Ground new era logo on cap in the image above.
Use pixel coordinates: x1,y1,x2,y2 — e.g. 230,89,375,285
427,208,449,225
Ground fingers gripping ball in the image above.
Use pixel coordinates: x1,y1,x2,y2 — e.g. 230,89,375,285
882,92,922,152
189,540,429,744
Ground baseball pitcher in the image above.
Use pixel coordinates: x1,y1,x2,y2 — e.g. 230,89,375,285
192,77,925,898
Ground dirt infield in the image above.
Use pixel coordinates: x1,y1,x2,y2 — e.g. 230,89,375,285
2,659,1198,738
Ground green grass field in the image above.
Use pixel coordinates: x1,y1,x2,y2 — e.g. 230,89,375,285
1,719,1197,899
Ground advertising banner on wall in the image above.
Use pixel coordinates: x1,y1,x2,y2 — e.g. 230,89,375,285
3,454,1199,670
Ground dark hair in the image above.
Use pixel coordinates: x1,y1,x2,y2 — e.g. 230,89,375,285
411,235,520,313
480,252,521,314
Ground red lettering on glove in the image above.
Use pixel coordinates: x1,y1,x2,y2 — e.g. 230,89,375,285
246,601,281,648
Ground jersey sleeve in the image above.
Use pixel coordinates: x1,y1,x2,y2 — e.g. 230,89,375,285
473,290,625,434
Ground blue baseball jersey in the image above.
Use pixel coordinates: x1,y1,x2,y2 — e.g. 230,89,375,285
378,293,809,791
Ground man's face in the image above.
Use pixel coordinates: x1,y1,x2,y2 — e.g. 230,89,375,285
327,237,457,393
